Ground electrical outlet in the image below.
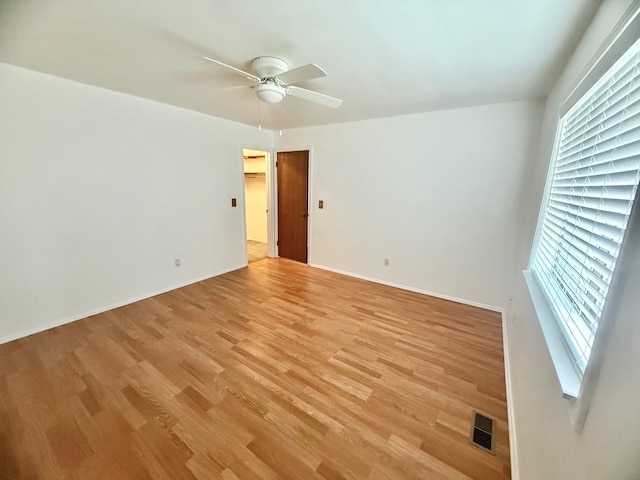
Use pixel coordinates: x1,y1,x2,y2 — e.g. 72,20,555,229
175,258,181,267
384,258,389,266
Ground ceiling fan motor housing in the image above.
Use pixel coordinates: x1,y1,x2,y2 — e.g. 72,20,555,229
251,56,288,79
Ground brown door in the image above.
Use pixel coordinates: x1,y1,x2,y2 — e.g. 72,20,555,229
277,150,309,263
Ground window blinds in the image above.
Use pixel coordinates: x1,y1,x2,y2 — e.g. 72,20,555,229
561,1,640,117
531,38,640,374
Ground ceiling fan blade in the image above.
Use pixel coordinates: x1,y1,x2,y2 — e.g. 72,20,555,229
287,86,343,108
277,64,327,85
202,56,261,82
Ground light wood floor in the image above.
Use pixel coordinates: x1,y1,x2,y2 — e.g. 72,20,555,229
0,259,510,479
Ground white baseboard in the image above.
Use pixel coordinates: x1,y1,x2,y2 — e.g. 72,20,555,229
0,264,246,345
308,263,502,313
502,310,520,480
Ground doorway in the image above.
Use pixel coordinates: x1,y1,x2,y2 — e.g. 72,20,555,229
276,150,310,264
243,148,269,263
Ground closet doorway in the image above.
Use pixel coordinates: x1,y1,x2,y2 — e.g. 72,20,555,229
243,148,270,263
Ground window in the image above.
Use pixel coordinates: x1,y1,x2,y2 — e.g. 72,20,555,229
529,36,640,384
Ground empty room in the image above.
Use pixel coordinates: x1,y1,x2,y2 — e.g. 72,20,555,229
1,1,639,479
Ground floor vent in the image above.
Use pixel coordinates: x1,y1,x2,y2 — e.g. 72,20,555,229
469,411,495,454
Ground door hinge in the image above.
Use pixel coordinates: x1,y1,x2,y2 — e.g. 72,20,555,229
275,161,278,167
277,240,279,246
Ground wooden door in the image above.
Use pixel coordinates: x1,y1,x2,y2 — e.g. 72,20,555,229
277,150,309,263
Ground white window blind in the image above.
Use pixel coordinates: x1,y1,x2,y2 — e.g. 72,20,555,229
531,37,640,375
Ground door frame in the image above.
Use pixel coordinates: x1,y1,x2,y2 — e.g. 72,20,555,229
273,146,314,265
239,144,274,265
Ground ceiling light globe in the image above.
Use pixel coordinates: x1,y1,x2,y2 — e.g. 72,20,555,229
256,84,285,104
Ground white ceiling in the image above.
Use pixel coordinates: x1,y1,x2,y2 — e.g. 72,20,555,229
0,0,601,130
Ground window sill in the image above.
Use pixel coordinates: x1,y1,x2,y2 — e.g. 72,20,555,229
523,270,581,399
523,269,601,431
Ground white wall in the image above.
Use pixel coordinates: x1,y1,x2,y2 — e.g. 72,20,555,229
244,158,268,242
276,100,543,310
505,1,640,478
0,63,272,343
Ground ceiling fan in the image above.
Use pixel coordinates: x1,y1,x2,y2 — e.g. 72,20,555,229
202,56,343,108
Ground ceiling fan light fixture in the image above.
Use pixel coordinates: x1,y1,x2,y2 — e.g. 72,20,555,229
203,55,342,109
256,83,286,104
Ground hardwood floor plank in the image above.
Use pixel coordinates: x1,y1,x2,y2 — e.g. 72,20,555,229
45,414,93,471
0,259,510,479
